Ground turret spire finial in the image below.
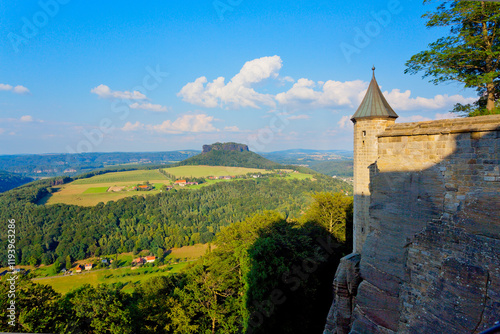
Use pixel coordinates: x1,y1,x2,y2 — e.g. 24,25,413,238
372,65,376,77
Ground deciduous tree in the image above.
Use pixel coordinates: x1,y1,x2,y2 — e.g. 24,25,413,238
405,1,500,116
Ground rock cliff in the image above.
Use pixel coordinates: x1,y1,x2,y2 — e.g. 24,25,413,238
325,115,500,334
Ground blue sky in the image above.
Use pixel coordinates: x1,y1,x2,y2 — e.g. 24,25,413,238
0,0,477,154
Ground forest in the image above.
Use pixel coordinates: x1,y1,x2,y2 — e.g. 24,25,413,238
0,172,350,267
0,201,353,334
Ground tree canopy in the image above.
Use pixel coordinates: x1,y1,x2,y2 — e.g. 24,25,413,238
405,1,500,116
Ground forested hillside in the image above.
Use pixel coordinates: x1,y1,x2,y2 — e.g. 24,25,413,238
0,208,351,334
0,171,33,193
0,174,351,267
177,142,282,169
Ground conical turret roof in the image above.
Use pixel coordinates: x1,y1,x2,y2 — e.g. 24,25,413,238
351,68,398,121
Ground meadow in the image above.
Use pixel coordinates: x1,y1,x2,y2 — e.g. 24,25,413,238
41,166,312,206
162,165,271,178
22,244,209,295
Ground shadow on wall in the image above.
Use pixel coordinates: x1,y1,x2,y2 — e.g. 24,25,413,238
329,121,500,334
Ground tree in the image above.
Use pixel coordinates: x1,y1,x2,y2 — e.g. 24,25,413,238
66,255,72,270
405,1,500,116
52,259,61,275
304,192,353,242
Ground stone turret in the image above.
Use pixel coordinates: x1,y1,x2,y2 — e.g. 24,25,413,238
351,67,398,253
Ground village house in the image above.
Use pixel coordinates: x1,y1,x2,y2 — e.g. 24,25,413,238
133,257,145,265
75,265,83,273
145,256,156,263
174,180,187,186
85,263,93,271
186,181,199,185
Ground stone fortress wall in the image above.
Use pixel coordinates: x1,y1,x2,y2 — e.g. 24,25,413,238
325,114,500,334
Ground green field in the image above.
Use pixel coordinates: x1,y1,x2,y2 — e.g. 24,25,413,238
25,244,208,294
41,166,311,206
82,186,109,194
163,165,271,178
73,169,168,184
33,264,190,294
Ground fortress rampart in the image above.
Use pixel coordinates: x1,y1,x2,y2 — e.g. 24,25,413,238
324,79,500,334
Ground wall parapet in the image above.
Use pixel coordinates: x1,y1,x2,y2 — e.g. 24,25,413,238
379,114,500,137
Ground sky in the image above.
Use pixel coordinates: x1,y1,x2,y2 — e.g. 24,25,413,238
0,0,478,154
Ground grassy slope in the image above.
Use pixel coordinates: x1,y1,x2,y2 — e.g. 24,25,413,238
25,244,209,294
42,166,310,206
163,165,270,178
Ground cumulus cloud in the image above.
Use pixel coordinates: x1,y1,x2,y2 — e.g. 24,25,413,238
0,83,30,94
91,84,147,100
178,55,282,109
149,114,217,134
397,115,432,123
122,121,145,131
338,115,353,128
122,114,217,134
434,112,458,120
20,115,34,122
275,79,367,111
384,89,476,111
130,102,168,112
178,56,476,113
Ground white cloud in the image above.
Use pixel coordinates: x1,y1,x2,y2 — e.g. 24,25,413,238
178,57,476,113
122,114,218,134
0,83,30,94
397,115,432,123
130,102,168,112
0,84,12,91
384,89,476,111
20,115,34,122
224,126,240,132
91,84,147,100
276,79,367,111
178,56,282,109
149,114,217,134
122,121,145,131
397,112,457,124
338,115,353,128
287,114,310,120
434,112,458,120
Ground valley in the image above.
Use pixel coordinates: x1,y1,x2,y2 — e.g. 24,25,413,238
39,166,311,206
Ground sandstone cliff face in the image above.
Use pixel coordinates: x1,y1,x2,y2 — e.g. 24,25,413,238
325,115,500,334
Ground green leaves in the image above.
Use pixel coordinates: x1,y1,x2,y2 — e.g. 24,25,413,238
406,1,500,115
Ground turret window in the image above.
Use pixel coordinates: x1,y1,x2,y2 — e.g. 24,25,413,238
362,131,366,137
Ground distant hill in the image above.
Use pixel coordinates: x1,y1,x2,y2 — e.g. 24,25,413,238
178,143,282,169
0,171,34,193
261,149,353,177
0,150,199,178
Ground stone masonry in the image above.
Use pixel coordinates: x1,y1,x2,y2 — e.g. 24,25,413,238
325,114,500,334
